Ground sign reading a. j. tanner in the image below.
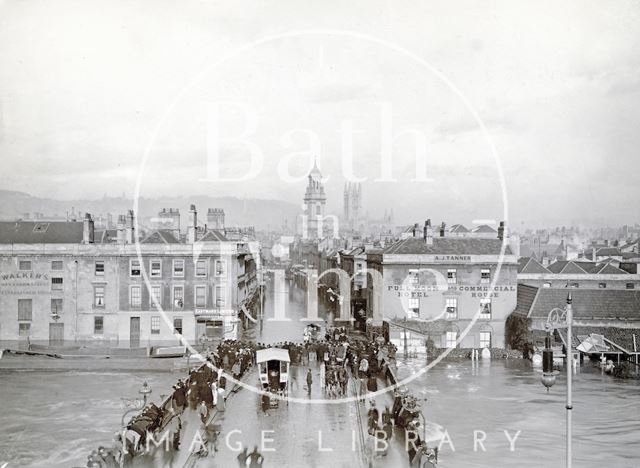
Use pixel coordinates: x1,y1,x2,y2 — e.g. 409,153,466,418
389,284,516,298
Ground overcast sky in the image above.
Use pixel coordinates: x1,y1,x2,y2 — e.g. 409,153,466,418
0,0,639,227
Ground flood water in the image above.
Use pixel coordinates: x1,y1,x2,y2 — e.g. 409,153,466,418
1,280,638,467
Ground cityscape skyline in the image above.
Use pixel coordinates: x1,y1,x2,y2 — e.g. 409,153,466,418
1,1,639,227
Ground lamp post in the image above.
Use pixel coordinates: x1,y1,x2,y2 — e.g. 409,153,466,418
139,381,152,406
540,293,573,468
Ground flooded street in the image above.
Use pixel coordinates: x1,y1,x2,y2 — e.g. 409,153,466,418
1,280,639,467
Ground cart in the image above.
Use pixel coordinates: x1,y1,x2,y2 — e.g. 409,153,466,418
256,348,290,407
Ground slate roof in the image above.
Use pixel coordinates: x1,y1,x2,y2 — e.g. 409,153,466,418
382,237,512,255
198,229,228,242
513,284,539,316
94,229,118,244
140,230,181,244
522,287,640,321
545,260,629,275
0,221,84,244
547,261,588,274
595,263,629,275
518,257,551,274
449,224,470,233
596,247,622,257
472,224,497,233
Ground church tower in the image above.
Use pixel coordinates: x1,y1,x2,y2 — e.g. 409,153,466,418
301,159,327,239
343,182,362,231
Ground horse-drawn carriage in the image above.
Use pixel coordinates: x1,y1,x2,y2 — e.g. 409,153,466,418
256,348,290,407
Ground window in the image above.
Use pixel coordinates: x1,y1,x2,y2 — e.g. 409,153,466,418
94,286,105,307
480,269,491,284
173,318,183,335
130,285,141,308
480,298,492,319
626,283,635,290
51,277,63,291
173,259,185,278
447,269,457,284
150,285,162,307
215,284,226,308
18,299,32,321
151,316,160,335
150,260,162,278
195,260,207,277
215,260,226,277
173,285,184,308
446,298,458,319
18,260,32,271
445,331,457,348
18,323,31,337
94,316,104,334
95,261,105,276
51,298,63,316
543,282,552,288
51,260,63,271
407,297,419,318
130,259,141,277
195,285,207,308
479,331,492,349
407,272,419,286
598,282,607,289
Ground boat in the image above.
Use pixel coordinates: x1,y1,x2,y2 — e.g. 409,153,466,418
149,345,187,358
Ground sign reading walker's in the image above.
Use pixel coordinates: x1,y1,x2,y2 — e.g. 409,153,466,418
0,270,50,295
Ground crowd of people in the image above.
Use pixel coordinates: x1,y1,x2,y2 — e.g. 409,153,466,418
84,333,407,467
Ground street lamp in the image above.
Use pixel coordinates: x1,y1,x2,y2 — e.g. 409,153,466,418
139,381,152,406
540,293,573,468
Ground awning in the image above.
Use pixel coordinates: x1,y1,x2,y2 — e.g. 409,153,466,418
256,348,290,363
577,334,609,353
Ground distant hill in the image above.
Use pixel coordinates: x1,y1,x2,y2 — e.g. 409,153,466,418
0,190,299,230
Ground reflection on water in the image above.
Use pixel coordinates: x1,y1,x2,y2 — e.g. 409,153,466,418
396,358,640,468
1,281,639,467
0,358,180,468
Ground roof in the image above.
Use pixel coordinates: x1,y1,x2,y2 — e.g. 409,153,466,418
547,261,587,274
94,229,118,244
256,348,290,363
382,236,511,255
545,260,629,275
473,224,497,233
449,224,469,233
199,230,228,242
522,287,640,321
0,221,84,244
595,263,629,275
596,247,622,257
140,230,180,244
518,257,550,274
513,284,539,316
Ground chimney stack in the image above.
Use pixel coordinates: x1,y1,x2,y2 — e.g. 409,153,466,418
592,247,597,262
82,213,94,244
498,221,506,241
440,222,446,237
117,215,126,244
125,210,135,244
424,219,433,245
207,208,225,230
188,204,198,244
